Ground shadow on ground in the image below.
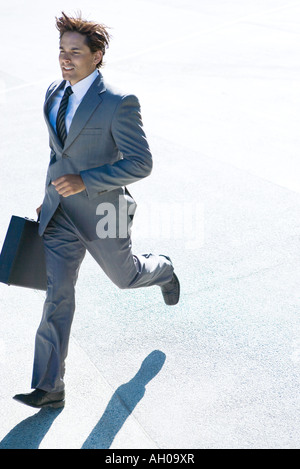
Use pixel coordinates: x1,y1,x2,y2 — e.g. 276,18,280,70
0,350,166,449
0,407,63,449
82,349,166,449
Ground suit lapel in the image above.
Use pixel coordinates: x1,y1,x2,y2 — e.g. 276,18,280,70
63,73,106,152
43,80,66,151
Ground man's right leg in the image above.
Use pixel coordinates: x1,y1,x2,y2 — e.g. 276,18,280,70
31,206,86,393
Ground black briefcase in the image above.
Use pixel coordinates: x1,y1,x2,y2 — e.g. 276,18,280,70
0,216,47,291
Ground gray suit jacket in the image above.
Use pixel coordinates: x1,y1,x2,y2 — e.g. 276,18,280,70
39,71,153,241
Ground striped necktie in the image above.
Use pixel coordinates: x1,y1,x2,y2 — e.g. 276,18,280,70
56,86,73,145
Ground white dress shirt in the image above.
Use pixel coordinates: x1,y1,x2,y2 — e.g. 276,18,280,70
48,69,99,135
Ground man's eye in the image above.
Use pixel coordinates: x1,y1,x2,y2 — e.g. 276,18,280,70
59,50,80,55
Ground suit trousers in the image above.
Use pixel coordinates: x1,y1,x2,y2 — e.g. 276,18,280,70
31,204,173,392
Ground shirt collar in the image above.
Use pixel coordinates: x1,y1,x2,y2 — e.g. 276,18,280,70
65,69,99,102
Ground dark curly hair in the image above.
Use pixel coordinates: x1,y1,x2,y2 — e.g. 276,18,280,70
55,11,110,68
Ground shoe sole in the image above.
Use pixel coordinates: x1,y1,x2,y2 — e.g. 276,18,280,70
47,400,65,409
162,273,180,306
13,396,65,409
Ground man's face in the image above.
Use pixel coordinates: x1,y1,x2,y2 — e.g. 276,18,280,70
59,31,102,85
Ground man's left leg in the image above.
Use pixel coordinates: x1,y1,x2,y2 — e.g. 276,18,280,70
13,206,86,409
83,231,179,304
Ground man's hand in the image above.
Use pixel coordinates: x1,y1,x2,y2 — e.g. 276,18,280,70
36,204,43,216
52,174,86,198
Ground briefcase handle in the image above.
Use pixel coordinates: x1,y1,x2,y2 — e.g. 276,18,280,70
24,213,41,223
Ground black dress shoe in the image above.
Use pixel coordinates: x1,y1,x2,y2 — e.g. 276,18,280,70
161,273,180,305
13,389,65,409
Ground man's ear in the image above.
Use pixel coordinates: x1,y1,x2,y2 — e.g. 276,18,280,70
94,50,103,66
